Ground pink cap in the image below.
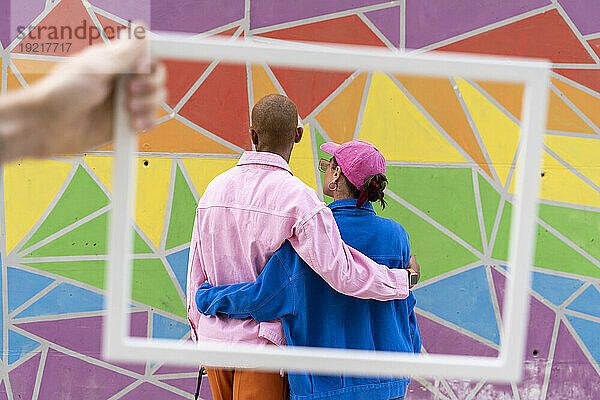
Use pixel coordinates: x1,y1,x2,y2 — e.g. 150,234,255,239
320,140,386,190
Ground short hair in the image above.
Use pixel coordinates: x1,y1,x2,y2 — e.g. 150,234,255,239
251,94,298,150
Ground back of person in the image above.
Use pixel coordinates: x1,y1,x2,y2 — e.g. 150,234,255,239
284,200,420,398
191,154,321,345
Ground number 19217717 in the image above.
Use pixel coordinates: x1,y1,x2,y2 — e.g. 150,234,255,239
17,42,72,53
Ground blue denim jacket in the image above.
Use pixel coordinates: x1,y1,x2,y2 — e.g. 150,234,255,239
196,199,421,400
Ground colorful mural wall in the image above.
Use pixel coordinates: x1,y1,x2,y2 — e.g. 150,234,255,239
1,0,599,398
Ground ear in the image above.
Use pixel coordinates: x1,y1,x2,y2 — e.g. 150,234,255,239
250,128,259,146
294,126,303,143
332,165,342,182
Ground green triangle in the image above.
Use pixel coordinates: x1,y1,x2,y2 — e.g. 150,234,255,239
478,174,501,243
165,166,197,250
534,224,600,279
22,165,110,250
491,201,512,261
538,204,600,262
386,166,483,253
24,213,152,257
313,127,333,204
378,197,479,281
132,258,186,317
491,202,600,278
24,260,106,289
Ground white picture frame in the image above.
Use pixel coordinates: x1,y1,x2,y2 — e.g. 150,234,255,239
103,35,550,382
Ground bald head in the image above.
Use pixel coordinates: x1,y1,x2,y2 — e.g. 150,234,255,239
251,94,299,153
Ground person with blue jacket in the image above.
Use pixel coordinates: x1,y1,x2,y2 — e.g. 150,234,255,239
196,140,422,400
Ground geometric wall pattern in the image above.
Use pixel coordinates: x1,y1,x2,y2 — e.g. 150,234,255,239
1,0,599,398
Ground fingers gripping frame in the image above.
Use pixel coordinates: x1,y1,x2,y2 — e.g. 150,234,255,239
104,36,550,382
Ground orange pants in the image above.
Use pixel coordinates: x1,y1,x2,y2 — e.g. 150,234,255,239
206,368,289,400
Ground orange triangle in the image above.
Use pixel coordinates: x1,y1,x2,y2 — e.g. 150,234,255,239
251,64,280,106
6,65,23,92
397,75,493,177
476,80,595,134
552,78,600,132
95,118,237,154
14,0,104,56
13,59,58,84
547,90,595,134
475,81,523,119
316,74,366,143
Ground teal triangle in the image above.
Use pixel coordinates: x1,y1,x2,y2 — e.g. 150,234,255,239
313,127,333,204
24,213,152,257
566,315,600,366
166,247,190,292
7,267,54,313
22,166,110,250
478,174,501,243
8,330,39,365
413,266,500,344
567,286,600,318
386,166,483,253
152,313,190,340
16,283,104,318
165,166,197,250
531,272,585,306
378,197,479,281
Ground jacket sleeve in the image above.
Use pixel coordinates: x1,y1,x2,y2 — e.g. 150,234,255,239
196,242,298,322
289,206,409,301
186,210,207,342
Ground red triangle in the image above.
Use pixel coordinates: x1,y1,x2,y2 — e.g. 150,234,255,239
162,27,238,108
179,63,251,150
589,38,600,59
164,59,211,108
556,69,600,96
94,13,127,41
13,0,104,56
437,10,595,64
270,67,353,118
257,15,386,47
215,26,239,37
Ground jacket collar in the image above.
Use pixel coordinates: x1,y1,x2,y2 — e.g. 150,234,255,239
328,198,376,214
237,151,293,175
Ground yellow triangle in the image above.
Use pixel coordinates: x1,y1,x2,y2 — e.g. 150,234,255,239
457,79,520,186
251,64,280,106
4,159,74,253
545,135,600,192
135,157,171,247
539,149,600,207
84,155,113,191
359,73,466,163
289,123,318,191
182,158,238,198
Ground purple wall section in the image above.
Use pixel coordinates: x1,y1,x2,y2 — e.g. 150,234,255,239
405,0,550,48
